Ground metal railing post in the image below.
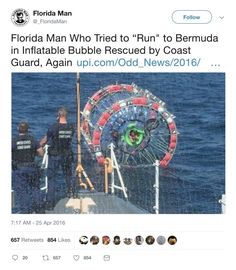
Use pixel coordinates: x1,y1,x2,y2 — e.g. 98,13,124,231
153,160,160,214
109,143,128,199
219,194,225,214
40,144,49,192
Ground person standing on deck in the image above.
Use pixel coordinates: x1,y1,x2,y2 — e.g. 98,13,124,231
40,107,75,210
12,121,44,213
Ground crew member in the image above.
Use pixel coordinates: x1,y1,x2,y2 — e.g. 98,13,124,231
12,121,44,213
40,107,75,210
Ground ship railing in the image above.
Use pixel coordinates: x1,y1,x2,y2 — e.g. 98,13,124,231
153,160,160,214
40,144,49,192
219,194,225,214
105,143,160,212
108,143,128,200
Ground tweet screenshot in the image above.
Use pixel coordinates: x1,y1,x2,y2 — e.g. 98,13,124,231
1,1,234,269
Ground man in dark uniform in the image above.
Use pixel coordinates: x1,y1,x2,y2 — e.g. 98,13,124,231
40,107,75,210
12,121,44,213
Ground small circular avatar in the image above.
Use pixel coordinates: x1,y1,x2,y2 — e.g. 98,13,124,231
156,235,166,245
113,235,121,245
168,235,177,245
79,236,88,245
11,9,29,26
90,235,99,245
123,237,133,245
145,235,155,245
135,235,144,245
102,235,110,245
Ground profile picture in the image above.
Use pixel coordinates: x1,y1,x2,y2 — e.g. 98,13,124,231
113,236,121,245
123,238,133,245
90,236,99,245
168,235,177,245
156,235,166,245
102,236,110,245
135,235,144,245
79,236,88,245
16,12,24,23
11,9,29,26
145,235,155,245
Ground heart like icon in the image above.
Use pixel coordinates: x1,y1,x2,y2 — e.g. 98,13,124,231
73,255,80,261
12,255,18,261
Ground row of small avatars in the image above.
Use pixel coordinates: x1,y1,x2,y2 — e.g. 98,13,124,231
79,235,177,245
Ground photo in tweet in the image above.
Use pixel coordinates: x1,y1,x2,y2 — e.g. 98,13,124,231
11,72,225,214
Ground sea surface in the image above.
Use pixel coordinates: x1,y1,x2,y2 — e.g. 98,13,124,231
12,72,225,213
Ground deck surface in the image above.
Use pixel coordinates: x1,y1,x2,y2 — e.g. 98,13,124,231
46,192,148,214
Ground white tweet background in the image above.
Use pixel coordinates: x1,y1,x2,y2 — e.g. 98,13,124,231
0,1,235,269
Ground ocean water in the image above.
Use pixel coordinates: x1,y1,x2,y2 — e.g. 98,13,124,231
12,72,225,213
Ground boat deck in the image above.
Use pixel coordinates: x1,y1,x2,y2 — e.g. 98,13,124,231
45,192,148,214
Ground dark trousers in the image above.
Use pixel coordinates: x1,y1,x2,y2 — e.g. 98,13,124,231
12,167,43,214
46,154,73,206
